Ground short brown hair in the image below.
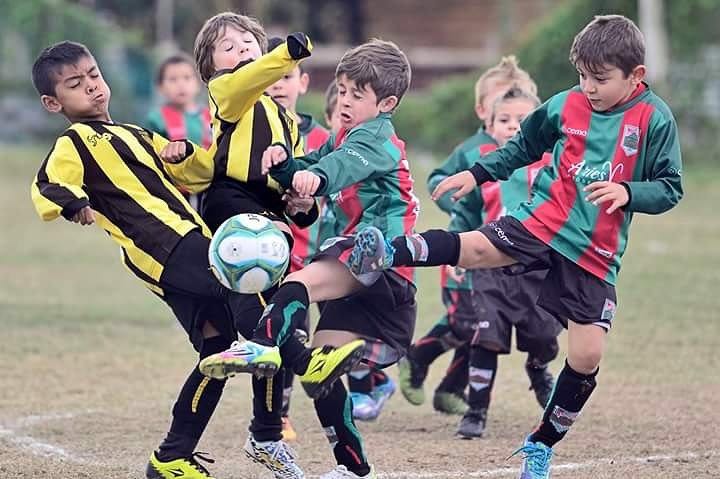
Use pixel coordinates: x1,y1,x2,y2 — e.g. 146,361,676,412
194,12,267,83
490,86,541,124
475,55,537,107
570,14,645,77
155,53,196,85
335,39,411,107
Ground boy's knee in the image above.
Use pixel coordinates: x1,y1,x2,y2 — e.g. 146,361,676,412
568,348,603,374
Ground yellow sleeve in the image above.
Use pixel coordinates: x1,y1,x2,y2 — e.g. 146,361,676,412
31,135,89,221
208,42,309,123
150,131,217,194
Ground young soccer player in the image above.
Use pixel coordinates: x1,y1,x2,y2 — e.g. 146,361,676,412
402,57,539,416
159,14,367,478
265,36,330,440
448,87,563,439
29,40,356,479
146,53,212,209
201,39,417,478
349,15,683,479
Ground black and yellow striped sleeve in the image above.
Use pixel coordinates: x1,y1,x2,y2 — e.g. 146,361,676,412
31,135,89,221
148,130,217,194
208,35,312,123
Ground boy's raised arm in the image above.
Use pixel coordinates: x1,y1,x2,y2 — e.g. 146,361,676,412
31,135,90,221
469,100,559,185
208,33,312,123
152,131,216,194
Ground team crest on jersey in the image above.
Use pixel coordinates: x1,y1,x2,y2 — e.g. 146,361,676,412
600,298,616,322
621,125,640,156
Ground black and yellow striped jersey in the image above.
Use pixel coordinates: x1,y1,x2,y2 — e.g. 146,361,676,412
31,121,211,295
165,37,312,220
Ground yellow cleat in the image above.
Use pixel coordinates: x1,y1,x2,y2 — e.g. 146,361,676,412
300,340,366,399
146,451,215,479
199,340,281,380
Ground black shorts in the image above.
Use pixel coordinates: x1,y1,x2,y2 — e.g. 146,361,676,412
312,236,417,367
478,216,617,329
470,268,562,363
202,181,285,232
441,287,477,343
159,231,274,351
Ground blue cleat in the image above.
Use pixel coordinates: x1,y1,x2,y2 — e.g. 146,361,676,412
348,227,395,277
350,392,379,421
510,436,554,479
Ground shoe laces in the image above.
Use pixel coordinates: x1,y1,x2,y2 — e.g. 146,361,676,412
510,442,553,477
187,451,215,475
263,439,298,464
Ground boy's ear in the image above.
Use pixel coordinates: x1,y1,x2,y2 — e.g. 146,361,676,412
378,95,398,113
41,95,63,114
299,72,310,95
474,103,487,122
630,64,646,85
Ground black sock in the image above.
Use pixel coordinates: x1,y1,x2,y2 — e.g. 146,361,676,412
249,373,285,442
529,360,598,447
253,281,310,347
411,320,454,367
347,365,373,394
279,334,312,375
437,343,470,395
281,367,295,416
390,229,461,267
467,346,498,411
157,336,229,461
315,380,371,476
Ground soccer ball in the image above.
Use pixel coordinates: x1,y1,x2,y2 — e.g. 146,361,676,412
208,213,290,294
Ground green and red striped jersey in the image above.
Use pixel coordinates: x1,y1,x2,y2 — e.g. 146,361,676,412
470,83,683,284
428,128,497,214
289,113,330,272
146,105,212,148
430,129,497,290
272,112,419,283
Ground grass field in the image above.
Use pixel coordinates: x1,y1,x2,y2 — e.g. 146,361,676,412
1,143,719,479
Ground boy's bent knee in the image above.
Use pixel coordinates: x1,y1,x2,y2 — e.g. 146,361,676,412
457,231,509,269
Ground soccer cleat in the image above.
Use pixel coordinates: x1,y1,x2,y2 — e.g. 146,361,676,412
243,434,304,479
510,436,554,479
199,340,281,379
300,340,366,399
281,416,298,442
397,356,426,405
456,408,487,439
525,364,555,408
348,226,395,277
433,391,468,415
351,392,379,421
146,451,215,479
370,376,396,413
318,465,377,478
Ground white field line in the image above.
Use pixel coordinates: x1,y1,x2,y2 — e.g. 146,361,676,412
368,449,720,478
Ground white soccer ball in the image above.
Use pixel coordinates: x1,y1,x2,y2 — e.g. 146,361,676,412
208,213,290,293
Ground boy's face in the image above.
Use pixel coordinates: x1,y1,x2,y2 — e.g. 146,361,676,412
266,66,309,112
336,74,397,130
488,98,536,146
159,62,200,109
41,55,111,122
577,62,646,112
475,80,512,124
212,27,263,72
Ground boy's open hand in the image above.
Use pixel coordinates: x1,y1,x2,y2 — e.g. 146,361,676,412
261,145,288,175
71,206,95,226
432,170,476,202
283,189,315,215
584,181,629,214
292,171,321,197
159,141,187,164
